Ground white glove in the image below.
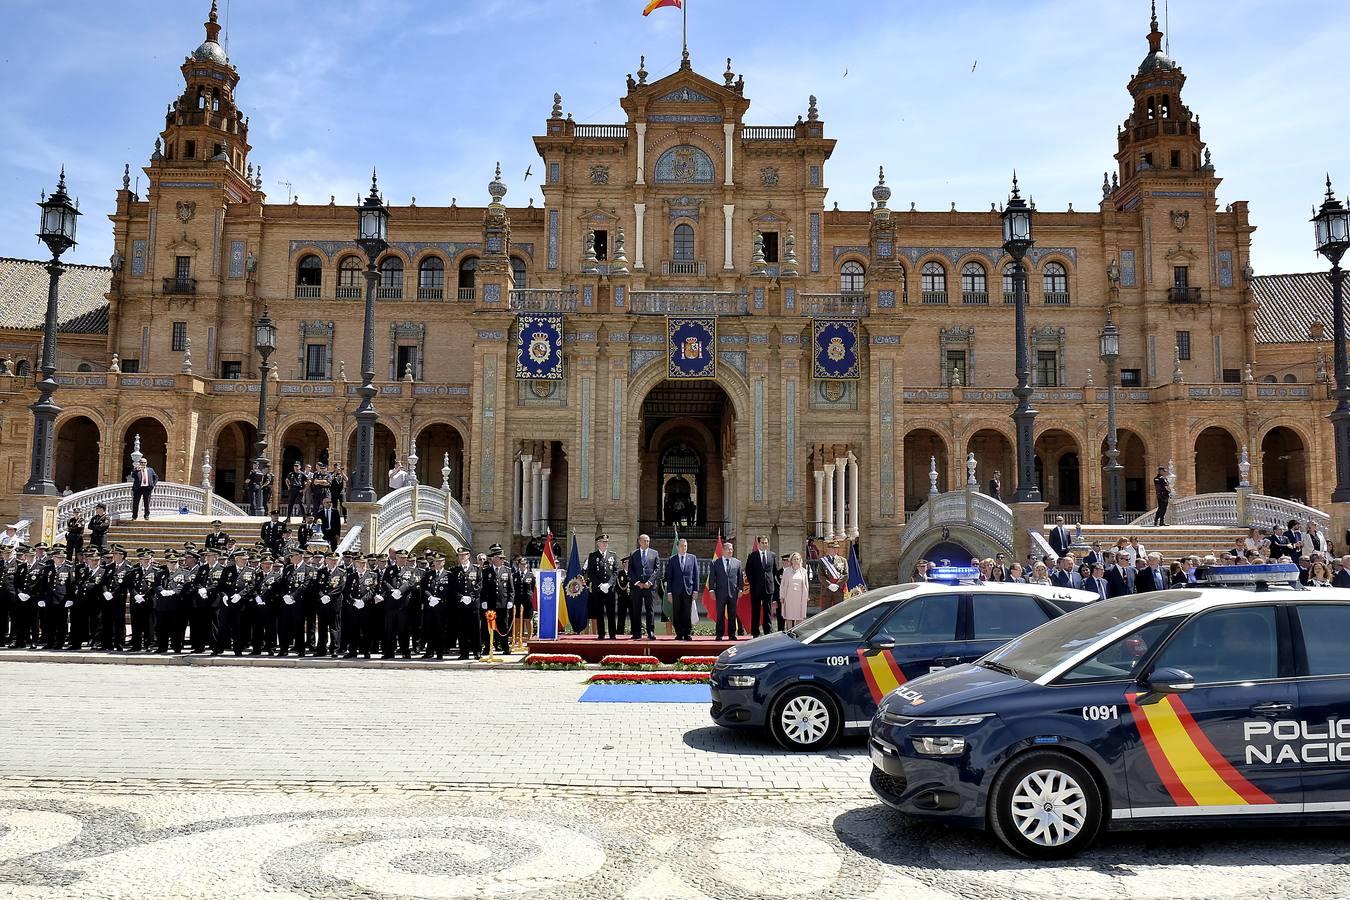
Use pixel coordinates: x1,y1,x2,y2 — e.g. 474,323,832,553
480,601,488,610
600,583,610,594
134,594,144,603
231,593,241,603
828,583,840,592
460,597,472,605
38,600,46,608
391,589,402,599
160,589,174,597
255,597,265,606
427,597,439,608
375,594,384,603
283,596,295,606
18,592,29,602
198,588,208,598
354,598,365,610
321,595,332,605
64,600,74,608
103,591,113,601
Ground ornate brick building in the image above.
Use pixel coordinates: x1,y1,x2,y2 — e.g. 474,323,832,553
0,4,1336,579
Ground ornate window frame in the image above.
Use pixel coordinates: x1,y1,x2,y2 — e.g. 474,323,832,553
939,325,975,386
1029,325,1067,387
389,321,426,380
298,320,335,380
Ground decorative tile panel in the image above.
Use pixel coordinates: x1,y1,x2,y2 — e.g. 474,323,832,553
878,290,896,308
880,359,895,516
229,240,245,278
754,379,765,502
548,162,560,184
784,287,796,311
629,348,663,374
583,285,594,308
659,86,716,103
718,334,748,346
131,240,146,277
785,378,796,502
483,284,501,304
611,377,624,501
630,333,664,345
1218,250,1233,288
809,165,821,187
833,246,869,261
872,335,900,345
1121,249,1137,287
654,146,715,184
614,286,625,308
547,210,560,270
212,209,223,276
477,330,505,341
809,213,821,273
648,114,722,124
750,334,769,345
781,334,800,345
877,241,894,258
486,236,502,253
754,288,765,309
480,355,497,510
719,351,747,376
579,375,592,500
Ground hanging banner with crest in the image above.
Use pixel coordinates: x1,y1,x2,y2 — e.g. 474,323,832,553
812,318,860,380
667,316,717,380
515,314,564,380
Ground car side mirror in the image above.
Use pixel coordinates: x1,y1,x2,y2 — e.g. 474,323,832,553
1143,666,1194,694
868,635,896,652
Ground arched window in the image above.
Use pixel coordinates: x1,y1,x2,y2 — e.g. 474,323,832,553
1002,263,1017,303
457,257,478,299
511,257,527,288
418,257,445,300
15,359,30,377
840,260,865,294
378,257,404,299
295,255,322,297
77,363,93,373
1262,375,1278,384
337,257,362,299
961,263,988,304
673,224,695,261
1043,262,1069,305
1283,374,1298,384
921,262,947,304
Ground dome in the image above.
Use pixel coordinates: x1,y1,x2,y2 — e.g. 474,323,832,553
1137,49,1175,75
192,39,229,66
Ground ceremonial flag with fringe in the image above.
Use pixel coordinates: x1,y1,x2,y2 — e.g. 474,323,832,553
564,534,589,634
846,542,868,598
540,529,565,633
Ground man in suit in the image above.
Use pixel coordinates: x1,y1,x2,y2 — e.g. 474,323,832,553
712,541,745,641
1285,519,1306,565
1134,552,1168,593
1050,556,1083,590
626,533,659,640
988,470,1002,502
584,534,621,640
317,497,342,549
1048,516,1072,558
128,459,158,521
1082,541,1105,570
1103,551,1135,598
664,538,698,641
745,535,781,637
1334,556,1350,589
1153,466,1172,526
204,521,230,552
1084,564,1109,602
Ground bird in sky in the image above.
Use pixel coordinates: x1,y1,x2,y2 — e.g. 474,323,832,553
971,60,978,72
524,165,533,182
843,68,848,78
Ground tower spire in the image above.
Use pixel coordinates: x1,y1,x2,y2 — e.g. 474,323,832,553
205,0,222,44
1147,0,1163,53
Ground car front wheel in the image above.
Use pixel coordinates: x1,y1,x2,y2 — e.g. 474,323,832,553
988,751,1104,859
768,685,840,751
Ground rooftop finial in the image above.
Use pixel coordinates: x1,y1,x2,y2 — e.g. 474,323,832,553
369,167,379,196
57,165,67,191
637,55,648,85
123,163,131,191
204,0,222,44
1150,0,1158,32
1010,170,1020,198
210,0,219,24
1327,173,1336,203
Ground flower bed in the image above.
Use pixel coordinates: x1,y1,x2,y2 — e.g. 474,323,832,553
674,656,718,672
586,671,710,684
523,653,585,670
599,654,662,671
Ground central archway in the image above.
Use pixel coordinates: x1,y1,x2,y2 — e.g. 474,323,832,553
638,379,735,539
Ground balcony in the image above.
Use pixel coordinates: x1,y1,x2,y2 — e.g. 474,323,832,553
510,288,578,313
574,123,628,139
1169,286,1203,303
800,292,869,317
1044,291,1071,306
630,290,749,316
457,287,477,301
294,285,321,299
961,291,989,305
377,286,403,299
1003,290,1016,304
336,285,362,299
661,259,706,277
162,277,196,295
741,126,796,141
417,287,444,300
921,291,948,305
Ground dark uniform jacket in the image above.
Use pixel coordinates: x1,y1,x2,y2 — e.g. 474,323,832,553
134,563,163,603
424,567,454,610
511,568,536,608
584,550,620,596
204,530,230,552
162,564,197,611
481,564,513,612
348,568,381,608
319,565,347,609
449,564,482,615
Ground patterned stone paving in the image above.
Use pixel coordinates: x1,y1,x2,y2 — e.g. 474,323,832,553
0,664,1346,898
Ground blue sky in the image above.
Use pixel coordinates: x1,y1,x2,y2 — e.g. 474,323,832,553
1,0,1347,275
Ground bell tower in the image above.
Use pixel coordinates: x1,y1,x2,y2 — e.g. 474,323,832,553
1111,1,1213,211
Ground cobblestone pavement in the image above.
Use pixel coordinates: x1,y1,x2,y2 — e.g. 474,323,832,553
1,663,1347,899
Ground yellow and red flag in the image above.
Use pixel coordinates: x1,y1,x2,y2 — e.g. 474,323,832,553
643,0,682,15
858,648,907,704
540,529,567,630
699,532,722,619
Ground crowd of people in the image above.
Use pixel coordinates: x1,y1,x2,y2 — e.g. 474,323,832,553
0,529,539,660
911,517,1346,595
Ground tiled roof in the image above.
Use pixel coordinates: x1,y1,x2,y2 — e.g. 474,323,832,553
1251,272,1336,344
0,257,111,334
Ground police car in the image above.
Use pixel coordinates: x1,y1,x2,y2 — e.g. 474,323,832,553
709,569,1096,750
868,563,1350,858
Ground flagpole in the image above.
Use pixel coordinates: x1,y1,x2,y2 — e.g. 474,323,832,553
682,0,688,64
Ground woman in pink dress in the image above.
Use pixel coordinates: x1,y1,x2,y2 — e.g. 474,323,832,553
780,552,811,628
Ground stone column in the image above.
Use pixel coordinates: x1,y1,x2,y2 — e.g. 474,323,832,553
532,459,544,536
541,465,552,533
633,203,646,270
635,123,647,186
835,452,847,544
723,123,735,186
722,204,735,270
519,453,533,537
848,450,860,539
814,469,825,538
511,452,521,536
823,461,836,540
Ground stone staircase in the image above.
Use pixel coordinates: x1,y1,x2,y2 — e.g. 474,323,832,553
101,515,350,557
1053,525,1251,562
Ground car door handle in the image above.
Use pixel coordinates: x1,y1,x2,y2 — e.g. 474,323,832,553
1249,702,1293,716
934,657,961,667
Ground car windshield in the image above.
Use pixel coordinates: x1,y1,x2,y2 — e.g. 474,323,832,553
978,594,1179,680
789,584,917,642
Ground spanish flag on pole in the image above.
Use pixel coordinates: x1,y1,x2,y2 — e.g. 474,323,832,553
643,0,681,14
540,529,565,630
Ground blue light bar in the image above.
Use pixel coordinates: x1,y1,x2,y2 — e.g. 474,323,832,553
1203,563,1301,584
929,566,981,583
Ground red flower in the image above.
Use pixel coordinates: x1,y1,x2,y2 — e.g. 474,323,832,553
586,671,710,684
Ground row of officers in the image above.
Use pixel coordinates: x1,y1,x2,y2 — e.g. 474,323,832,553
0,541,536,661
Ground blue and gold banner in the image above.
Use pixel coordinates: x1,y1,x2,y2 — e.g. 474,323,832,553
667,316,717,380
812,319,860,380
515,314,564,380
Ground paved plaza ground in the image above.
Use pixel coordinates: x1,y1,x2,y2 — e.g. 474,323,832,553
0,662,1347,899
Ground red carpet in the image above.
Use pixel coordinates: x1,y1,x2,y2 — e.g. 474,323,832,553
528,634,738,663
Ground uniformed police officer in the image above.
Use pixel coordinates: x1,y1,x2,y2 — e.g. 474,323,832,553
45,546,76,650
198,547,233,654
129,549,161,652
421,553,453,660
68,547,98,649
260,511,286,558
585,534,621,640
316,551,346,657
342,554,380,659
251,554,285,655
158,551,196,654
511,556,536,642
102,546,135,651
0,543,20,646
10,545,39,648
384,550,420,659
481,544,513,655
279,547,310,657
450,547,481,660
205,520,230,552
221,550,254,655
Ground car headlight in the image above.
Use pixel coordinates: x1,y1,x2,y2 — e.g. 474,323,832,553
727,662,772,670
880,712,993,727
911,736,967,756
726,675,757,689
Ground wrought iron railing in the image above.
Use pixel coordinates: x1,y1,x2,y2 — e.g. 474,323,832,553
1168,287,1202,303
162,278,196,295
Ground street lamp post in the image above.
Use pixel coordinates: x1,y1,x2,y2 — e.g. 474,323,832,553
252,307,277,512
351,170,389,504
1314,176,1350,503
23,168,81,496
1099,313,1125,524
1001,174,1039,503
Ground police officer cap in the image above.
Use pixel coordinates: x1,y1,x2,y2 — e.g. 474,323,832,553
596,533,610,543
112,545,127,556
269,509,281,516
457,546,472,556
341,550,357,558
205,546,220,555
139,549,153,559
81,547,98,557
364,554,382,562
395,549,411,558
211,520,223,526
287,546,304,556
324,551,338,559
34,542,49,550
52,545,67,557
19,544,34,553
182,541,197,550
230,549,247,558
488,543,505,557
185,550,201,560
